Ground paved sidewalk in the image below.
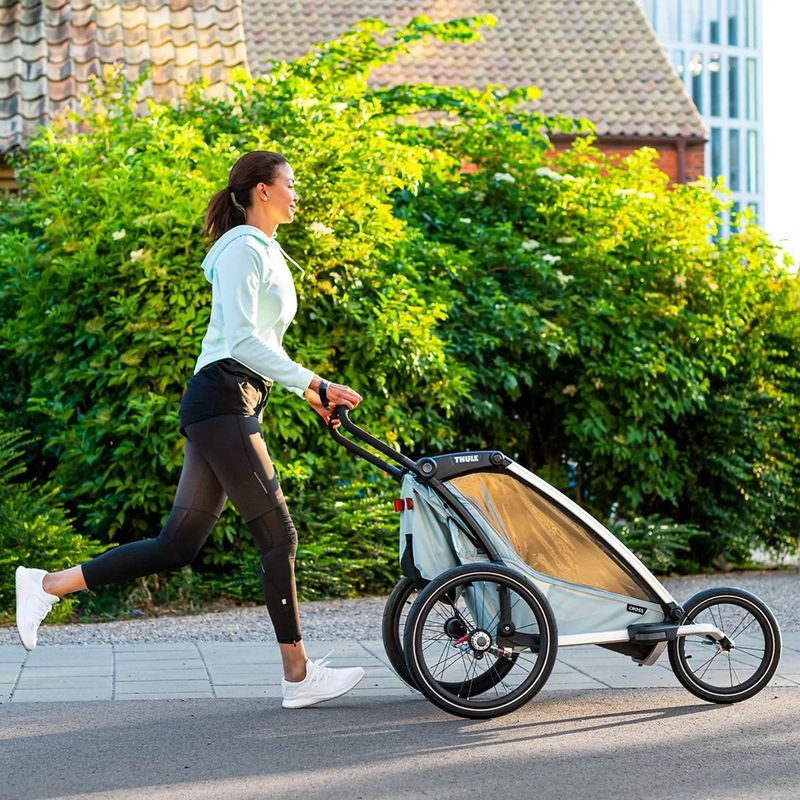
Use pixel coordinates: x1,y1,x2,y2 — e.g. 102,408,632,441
2,633,799,703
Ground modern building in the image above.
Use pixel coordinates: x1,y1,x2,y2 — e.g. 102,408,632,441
1,0,706,190
638,0,763,233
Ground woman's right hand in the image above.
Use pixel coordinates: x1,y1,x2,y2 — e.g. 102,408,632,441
322,381,362,410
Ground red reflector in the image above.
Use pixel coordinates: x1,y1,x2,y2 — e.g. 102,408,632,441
406,498,414,510
394,499,404,512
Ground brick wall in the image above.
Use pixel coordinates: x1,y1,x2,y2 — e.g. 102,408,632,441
552,137,705,184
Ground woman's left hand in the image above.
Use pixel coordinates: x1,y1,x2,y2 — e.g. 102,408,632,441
304,389,341,427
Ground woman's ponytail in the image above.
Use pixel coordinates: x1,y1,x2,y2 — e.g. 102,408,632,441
201,151,288,243
201,186,246,243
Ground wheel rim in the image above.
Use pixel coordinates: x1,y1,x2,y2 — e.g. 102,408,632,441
410,571,553,710
677,597,775,695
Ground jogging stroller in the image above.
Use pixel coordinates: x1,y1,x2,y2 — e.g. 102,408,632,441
328,408,782,719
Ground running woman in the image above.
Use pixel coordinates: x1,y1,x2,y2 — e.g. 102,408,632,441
15,150,365,708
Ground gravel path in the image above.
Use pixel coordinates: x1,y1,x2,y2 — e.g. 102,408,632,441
2,569,798,646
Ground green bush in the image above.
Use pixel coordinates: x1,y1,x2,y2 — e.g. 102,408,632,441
611,515,710,575
0,10,797,620
0,431,106,623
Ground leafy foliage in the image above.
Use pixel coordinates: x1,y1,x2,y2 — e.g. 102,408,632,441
0,13,797,621
0,431,106,623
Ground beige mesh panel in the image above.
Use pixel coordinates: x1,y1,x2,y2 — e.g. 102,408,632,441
448,473,649,601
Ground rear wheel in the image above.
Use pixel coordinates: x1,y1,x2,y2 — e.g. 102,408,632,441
668,587,781,703
404,563,557,719
382,575,518,695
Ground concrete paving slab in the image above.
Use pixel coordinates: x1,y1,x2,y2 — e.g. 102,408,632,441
0,664,21,682
17,664,112,677
116,667,208,681
0,646,24,662
114,692,214,701
115,680,212,694
207,685,283,698
10,687,113,702
16,675,113,690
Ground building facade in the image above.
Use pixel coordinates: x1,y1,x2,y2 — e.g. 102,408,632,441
638,0,763,233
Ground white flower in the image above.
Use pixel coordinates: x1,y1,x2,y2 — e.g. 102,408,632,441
309,221,334,237
562,384,578,396
112,229,126,240
43,217,52,226
638,191,655,198
614,188,637,196
130,249,145,262
473,191,486,202
521,239,540,251
542,253,561,264
126,147,137,157
555,270,574,285
556,236,575,244
492,172,516,183
673,273,688,288
459,217,472,225
330,103,348,113
535,166,562,181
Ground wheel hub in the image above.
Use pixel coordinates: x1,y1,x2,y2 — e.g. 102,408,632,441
469,629,492,652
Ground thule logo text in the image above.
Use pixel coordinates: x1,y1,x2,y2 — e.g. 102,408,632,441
453,455,480,464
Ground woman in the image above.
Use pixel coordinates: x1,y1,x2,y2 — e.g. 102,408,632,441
15,150,366,709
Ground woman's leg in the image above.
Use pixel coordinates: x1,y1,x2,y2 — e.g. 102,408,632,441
43,440,226,597
183,414,308,680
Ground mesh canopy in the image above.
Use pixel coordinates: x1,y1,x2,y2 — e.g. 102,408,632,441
448,472,652,602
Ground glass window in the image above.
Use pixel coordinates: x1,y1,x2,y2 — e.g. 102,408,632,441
690,52,704,112
659,0,682,40
745,0,757,46
729,129,741,190
731,200,741,232
707,0,722,43
687,0,703,41
671,48,685,79
710,53,722,116
728,56,739,118
746,58,757,120
750,202,759,224
711,127,722,178
447,472,654,601
641,0,656,27
747,130,758,193
728,0,739,45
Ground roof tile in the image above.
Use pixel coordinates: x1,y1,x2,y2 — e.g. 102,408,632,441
1,0,249,152
244,0,704,139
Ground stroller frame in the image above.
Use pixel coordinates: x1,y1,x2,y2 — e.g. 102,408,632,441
329,407,781,718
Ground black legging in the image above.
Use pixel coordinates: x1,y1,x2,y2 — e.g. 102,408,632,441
80,414,302,644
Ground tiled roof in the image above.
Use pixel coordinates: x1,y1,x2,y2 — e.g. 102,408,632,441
0,0,705,157
243,0,706,140
0,0,249,152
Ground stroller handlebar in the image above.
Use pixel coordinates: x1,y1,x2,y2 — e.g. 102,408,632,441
326,405,417,481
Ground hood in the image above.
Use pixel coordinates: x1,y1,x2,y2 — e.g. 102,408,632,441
201,224,272,283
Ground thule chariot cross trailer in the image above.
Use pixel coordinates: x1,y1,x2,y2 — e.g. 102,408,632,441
328,408,782,720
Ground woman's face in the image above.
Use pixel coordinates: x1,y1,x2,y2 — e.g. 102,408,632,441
261,162,298,225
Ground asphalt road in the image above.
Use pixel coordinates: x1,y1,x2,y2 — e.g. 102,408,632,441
3,687,799,800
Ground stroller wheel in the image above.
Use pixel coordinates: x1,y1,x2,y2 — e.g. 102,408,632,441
668,587,782,703
403,563,558,719
382,576,420,689
383,576,520,696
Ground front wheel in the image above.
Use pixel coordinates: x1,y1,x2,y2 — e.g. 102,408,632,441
668,587,782,703
404,563,558,719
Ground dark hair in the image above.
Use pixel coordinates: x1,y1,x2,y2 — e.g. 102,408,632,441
202,150,289,242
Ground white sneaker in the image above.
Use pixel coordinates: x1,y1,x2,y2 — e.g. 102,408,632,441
15,566,61,651
281,651,365,709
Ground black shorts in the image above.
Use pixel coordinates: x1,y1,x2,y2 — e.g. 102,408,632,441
179,358,272,436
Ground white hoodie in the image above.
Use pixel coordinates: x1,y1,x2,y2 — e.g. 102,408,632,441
194,224,313,398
